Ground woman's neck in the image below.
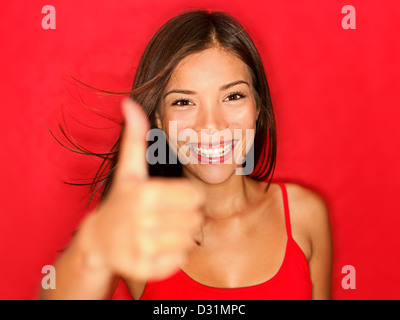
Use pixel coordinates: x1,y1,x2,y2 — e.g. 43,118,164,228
182,169,254,221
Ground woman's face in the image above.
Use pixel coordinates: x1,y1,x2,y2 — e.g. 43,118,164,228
157,47,259,184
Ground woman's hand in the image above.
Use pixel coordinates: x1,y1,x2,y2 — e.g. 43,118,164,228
81,98,205,282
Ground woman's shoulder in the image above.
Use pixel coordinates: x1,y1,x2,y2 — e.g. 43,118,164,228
258,180,328,213
255,180,330,233
283,182,330,229
283,182,329,215
278,182,331,261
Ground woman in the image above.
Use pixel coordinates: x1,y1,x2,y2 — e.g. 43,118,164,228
41,9,332,300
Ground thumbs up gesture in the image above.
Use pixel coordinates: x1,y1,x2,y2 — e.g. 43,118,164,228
80,98,205,282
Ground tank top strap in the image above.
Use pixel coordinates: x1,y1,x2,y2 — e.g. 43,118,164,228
277,182,293,239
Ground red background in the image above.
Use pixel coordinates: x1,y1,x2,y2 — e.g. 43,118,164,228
1,0,399,299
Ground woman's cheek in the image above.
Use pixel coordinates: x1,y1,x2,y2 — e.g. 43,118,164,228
225,108,257,159
226,103,256,124
162,117,193,160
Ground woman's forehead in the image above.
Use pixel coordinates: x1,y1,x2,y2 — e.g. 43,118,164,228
167,48,252,89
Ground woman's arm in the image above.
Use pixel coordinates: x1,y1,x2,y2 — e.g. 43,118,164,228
40,99,205,300
307,193,333,299
287,183,333,300
300,187,333,300
39,213,120,300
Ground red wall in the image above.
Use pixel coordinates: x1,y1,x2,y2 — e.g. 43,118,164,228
1,0,399,299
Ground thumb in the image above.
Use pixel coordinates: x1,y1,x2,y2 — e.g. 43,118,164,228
116,98,150,181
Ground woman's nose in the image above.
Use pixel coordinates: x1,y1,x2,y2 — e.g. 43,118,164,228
195,101,228,133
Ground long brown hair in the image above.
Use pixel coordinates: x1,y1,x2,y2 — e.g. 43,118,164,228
51,9,277,208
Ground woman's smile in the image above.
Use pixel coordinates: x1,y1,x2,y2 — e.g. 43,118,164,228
187,139,238,164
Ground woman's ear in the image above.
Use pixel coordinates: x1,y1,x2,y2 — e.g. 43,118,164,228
256,106,261,122
155,111,163,129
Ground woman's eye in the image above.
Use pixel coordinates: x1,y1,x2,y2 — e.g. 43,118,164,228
171,92,246,106
224,92,246,102
171,99,193,107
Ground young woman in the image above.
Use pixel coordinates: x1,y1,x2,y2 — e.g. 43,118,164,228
41,9,332,300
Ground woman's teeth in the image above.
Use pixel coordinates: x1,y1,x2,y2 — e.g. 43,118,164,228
192,143,233,157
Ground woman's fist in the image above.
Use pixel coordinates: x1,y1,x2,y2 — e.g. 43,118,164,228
80,99,205,282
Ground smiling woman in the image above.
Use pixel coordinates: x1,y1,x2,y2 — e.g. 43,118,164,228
157,47,259,182
42,9,332,300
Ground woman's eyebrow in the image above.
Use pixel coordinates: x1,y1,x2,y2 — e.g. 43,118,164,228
163,80,249,99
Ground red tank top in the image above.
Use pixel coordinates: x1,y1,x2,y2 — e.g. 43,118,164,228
139,182,312,300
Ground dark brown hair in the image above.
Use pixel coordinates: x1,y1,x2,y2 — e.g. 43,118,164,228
52,9,277,208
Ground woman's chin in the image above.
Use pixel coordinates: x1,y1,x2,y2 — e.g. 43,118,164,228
183,163,238,185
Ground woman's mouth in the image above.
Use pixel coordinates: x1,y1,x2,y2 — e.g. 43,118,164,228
193,143,232,157
187,140,238,164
